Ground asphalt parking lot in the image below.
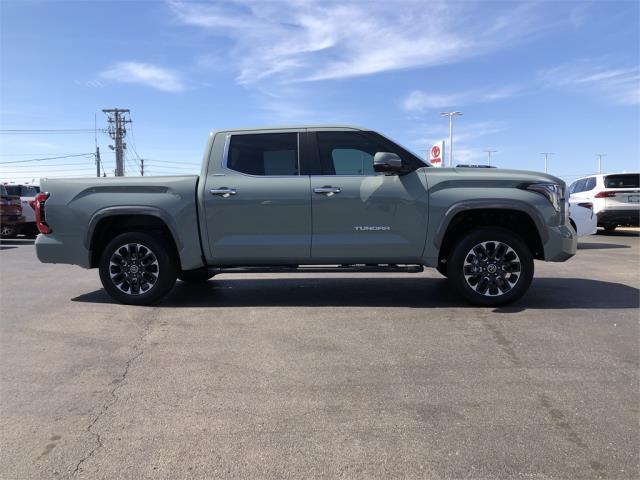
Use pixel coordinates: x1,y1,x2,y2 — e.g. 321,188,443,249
1,230,638,480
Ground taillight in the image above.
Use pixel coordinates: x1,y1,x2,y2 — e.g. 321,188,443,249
577,202,593,210
594,191,616,198
35,192,51,234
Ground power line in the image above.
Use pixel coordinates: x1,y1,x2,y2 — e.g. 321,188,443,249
0,169,96,174
142,158,199,165
145,163,197,170
0,129,107,134
0,162,102,169
0,153,92,156
127,117,144,162
0,153,95,165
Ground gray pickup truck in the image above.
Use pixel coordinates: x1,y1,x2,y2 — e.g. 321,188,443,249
35,125,576,306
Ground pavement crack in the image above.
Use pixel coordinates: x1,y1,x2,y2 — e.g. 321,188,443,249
70,313,155,478
482,319,522,366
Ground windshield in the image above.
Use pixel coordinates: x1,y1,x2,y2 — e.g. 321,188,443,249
604,174,639,188
0,185,6,196
5,186,21,196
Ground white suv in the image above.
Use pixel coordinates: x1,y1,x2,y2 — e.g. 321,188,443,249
568,173,640,231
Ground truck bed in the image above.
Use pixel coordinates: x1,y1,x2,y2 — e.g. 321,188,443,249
35,176,204,270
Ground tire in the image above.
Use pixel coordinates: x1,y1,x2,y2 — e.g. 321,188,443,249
603,224,617,232
99,232,177,305
178,268,215,284
447,227,534,307
25,223,39,238
0,223,16,238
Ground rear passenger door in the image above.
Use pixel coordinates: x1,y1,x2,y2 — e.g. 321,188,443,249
307,130,429,263
203,131,312,264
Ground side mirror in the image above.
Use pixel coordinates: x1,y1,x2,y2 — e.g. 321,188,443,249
374,152,403,174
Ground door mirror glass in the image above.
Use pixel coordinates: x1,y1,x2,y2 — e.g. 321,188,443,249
374,152,402,173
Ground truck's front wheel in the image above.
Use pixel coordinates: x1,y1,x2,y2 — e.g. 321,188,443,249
99,232,177,305
447,227,534,307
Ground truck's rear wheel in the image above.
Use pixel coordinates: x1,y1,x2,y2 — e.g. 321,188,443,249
99,232,177,305
447,227,533,307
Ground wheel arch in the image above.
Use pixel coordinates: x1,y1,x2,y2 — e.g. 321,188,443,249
87,207,181,269
435,202,546,265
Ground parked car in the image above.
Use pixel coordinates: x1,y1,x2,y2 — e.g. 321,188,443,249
568,173,640,231
568,201,597,237
0,184,24,237
34,125,576,306
3,183,39,237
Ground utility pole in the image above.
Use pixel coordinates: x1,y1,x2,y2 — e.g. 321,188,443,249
484,149,497,166
595,153,607,174
95,146,102,177
102,108,131,176
540,152,554,173
440,111,463,167
140,158,144,176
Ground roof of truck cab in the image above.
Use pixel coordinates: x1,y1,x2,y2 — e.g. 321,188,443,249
209,125,367,135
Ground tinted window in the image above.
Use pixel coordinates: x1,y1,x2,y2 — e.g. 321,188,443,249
0,185,6,196
584,177,596,191
227,133,298,176
604,174,639,188
5,186,20,196
572,179,587,193
568,181,578,194
332,148,375,175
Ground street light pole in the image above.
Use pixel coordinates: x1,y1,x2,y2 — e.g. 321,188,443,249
484,149,497,166
595,153,607,174
540,152,554,173
440,111,463,167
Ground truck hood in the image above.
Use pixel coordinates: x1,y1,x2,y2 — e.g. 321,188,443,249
423,167,564,187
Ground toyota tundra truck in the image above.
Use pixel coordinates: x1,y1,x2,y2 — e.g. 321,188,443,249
34,126,576,306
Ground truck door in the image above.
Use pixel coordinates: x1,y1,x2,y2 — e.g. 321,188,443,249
308,130,429,263
203,131,311,264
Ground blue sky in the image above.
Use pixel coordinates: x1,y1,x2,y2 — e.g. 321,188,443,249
1,0,638,183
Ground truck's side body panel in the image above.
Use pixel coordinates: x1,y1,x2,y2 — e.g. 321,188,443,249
35,176,203,270
201,129,312,265
309,171,429,262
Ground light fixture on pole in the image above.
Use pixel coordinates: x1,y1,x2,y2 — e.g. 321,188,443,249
484,149,497,166
595,153,607,174
540,152,554,173
440,111,463,167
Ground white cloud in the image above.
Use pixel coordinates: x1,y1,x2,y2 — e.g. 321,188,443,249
539,60,640,106
100,62,185,92
167,0,546,84
402,86,518,112
408,121,506,163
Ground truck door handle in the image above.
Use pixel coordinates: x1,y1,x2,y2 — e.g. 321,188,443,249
313,186,341,196
210,187,237,197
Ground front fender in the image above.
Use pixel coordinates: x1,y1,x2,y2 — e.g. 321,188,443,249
432,199,549,250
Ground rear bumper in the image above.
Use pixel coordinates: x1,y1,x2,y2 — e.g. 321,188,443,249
35,234,91,268
543,224,577,262
596,209,640,227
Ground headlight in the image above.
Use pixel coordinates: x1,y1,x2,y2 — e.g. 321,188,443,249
523,183,564,211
